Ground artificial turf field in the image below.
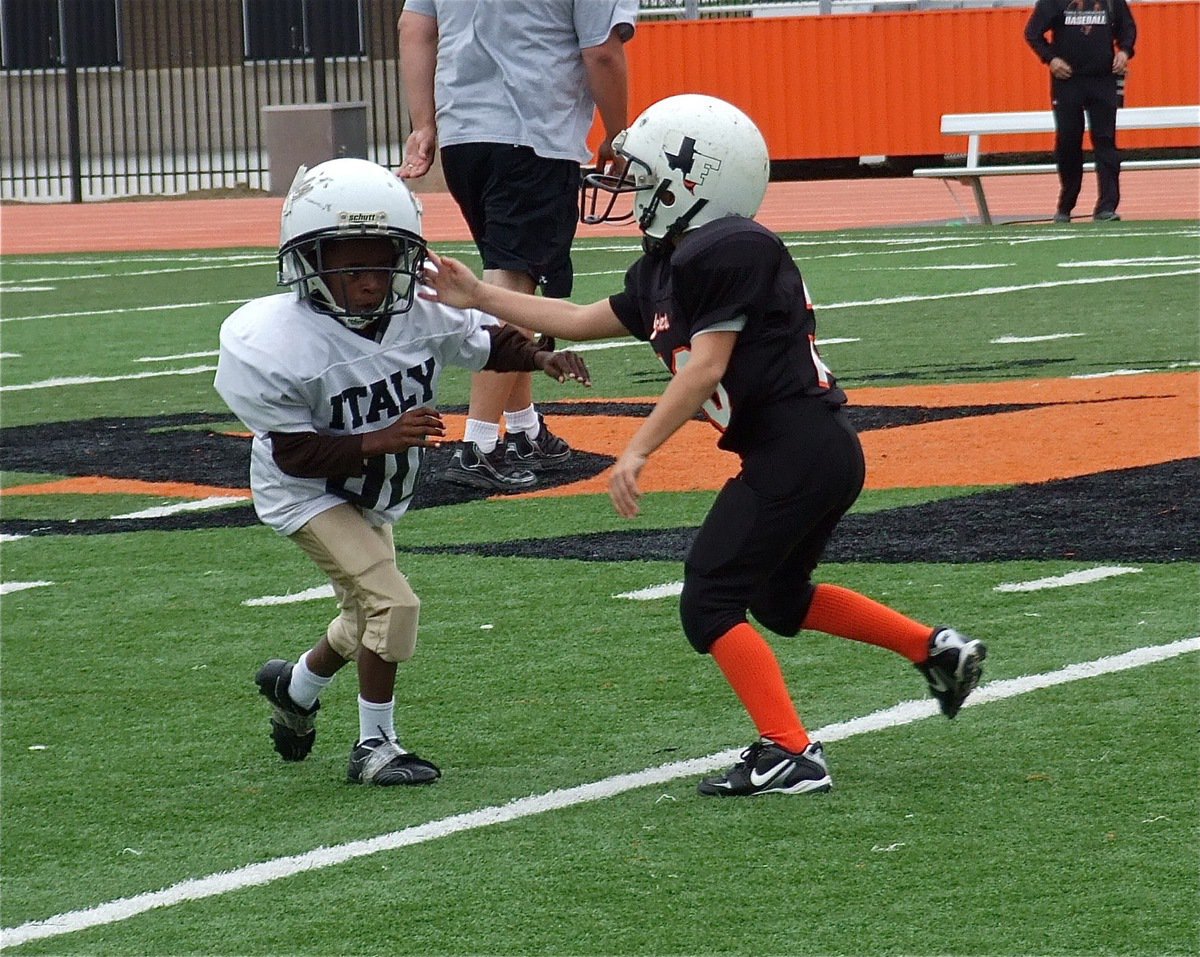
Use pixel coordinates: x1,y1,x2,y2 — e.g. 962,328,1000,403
1,220,1197,955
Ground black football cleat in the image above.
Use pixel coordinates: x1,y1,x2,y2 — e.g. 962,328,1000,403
255,658,320,761
915,627,987,718
698,740,832,797
505,414,571,470
443,442,536,491
347,736,440,786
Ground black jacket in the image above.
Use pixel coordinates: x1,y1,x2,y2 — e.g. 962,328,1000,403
1025,0,1136,77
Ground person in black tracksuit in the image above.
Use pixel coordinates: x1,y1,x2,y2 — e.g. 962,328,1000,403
1025,0,1137,222
422,95,989,798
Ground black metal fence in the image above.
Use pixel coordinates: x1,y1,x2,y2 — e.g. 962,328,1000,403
1,0,406,201
1,0,1031,203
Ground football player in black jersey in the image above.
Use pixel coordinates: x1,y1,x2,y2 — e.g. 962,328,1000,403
422,95,987,797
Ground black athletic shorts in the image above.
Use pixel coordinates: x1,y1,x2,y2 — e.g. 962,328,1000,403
680,402,865,652
440,142,580,298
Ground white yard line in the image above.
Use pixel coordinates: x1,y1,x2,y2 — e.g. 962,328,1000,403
1068,367,1190,379
615,582,684,601
3,635,1196,950
1058,256,1200,268
565,340,641,352
135,351,218,363
0,365,216,393
0,260,269,287
862,263,1015,271
242,584,335,606
564,266,1200,308
3,254,268,267
0,581,53,595
2,261,1194,392
627,566,1148,600
991,333,1085,344
1070,368,1156,379
995,566,1142,592
110,497,247,520
819,267,1200,311
566,338,857,353
0,300,245,324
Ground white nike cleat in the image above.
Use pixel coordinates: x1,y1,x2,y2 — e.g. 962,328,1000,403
698,740,832,797
916,626,987,719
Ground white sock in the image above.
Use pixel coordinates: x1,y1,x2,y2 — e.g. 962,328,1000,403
288,652,333,710
358,696,397,745
504,404,539,438
463,418,500,453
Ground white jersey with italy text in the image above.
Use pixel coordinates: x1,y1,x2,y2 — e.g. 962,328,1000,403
215,293,495,535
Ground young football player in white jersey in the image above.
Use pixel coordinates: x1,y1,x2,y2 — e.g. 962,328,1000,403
421,95,988,797
215,158,589,786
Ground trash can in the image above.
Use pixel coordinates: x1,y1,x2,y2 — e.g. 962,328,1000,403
263,101,369,196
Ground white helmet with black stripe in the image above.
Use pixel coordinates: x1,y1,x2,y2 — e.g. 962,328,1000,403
580,94,769,246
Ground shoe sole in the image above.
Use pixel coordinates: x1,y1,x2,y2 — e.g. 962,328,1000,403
697,776,832,797
442,468,535,491
505,449,571,471
347,755,441,786
939,642,988,718
507,457,570,472
255,660,316,761
347,768,440,786
269,716,315,762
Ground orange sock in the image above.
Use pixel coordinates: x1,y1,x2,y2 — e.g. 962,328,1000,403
801,583,933,663
709,622,810,753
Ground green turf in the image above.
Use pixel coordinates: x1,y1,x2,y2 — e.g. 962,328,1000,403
1,221,1197,955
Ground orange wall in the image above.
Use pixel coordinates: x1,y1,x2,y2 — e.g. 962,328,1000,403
617,2,1200,160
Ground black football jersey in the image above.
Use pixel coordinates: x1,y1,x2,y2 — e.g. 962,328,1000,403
609,216,846,455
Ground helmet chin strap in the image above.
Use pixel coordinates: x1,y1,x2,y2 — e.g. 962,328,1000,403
641,190,709,253
662,198,709,243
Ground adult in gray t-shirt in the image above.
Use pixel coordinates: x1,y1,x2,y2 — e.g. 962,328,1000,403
401,0,636,164
398,0,636,491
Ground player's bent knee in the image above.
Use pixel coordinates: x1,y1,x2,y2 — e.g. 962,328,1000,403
326,616,362,660
749,606,799,638
357,560,421,663
749,582,816,638
362,599,419,662
679,578,743,655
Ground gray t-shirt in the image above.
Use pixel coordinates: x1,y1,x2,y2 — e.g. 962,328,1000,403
405,0,637,164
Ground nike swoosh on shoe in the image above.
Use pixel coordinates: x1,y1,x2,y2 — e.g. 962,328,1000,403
926,670,952,692
749,758,794,788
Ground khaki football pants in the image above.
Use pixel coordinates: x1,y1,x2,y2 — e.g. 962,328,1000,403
290,503,420,663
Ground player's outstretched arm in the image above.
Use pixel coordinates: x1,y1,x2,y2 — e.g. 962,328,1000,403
421,250,626,342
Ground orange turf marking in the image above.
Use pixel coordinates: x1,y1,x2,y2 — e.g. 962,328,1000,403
0,477,251,499
514,371,1199,498
4,372,1192,503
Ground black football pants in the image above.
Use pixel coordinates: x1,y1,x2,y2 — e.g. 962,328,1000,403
679,402,865,653
1051,73,1121,216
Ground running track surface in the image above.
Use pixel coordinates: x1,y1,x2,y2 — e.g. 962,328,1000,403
2,168,1197,255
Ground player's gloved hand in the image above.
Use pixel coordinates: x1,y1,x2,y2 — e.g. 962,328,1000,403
536,350,591,387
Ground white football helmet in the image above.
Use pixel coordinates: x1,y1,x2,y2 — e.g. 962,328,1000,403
278,157,426,329
580,94,769,245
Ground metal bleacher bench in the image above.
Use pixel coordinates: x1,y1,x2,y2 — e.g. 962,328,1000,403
912,105,1200,224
